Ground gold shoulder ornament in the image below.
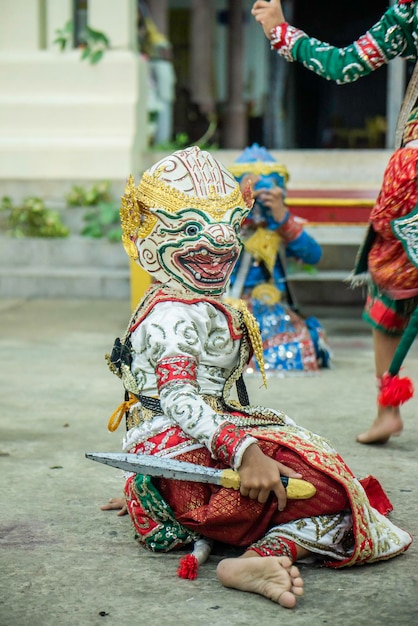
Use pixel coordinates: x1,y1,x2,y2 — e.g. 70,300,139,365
223,296,267,387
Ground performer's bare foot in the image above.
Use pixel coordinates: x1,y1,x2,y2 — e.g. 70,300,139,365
100,497,128,516
356,407,403,444
217,556,304,608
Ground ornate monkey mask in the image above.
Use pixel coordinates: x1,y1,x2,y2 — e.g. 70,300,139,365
120,147,253,296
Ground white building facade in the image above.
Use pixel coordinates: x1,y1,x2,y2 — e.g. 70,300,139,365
0,0,148,199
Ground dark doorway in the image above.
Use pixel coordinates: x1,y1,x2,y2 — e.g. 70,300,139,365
292,0,390,148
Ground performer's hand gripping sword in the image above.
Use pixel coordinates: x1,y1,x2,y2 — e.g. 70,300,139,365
86,452,316,500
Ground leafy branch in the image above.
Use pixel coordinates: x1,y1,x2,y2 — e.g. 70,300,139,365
66,181,112,207
53,21,110,65
81,202,122,242
53,20,73,51
81,26,110,65
0,196,69,238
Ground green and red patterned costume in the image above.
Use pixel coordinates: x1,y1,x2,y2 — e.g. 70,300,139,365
269,0,418,397
349,107,418,337
271,0,418,84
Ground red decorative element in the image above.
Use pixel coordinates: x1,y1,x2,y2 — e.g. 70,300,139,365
270,23,288,49
398,1,413,4
270,24,305,61
378,371,414,407
177,554,199,579
124,475,161,540
212,423,249,466
251,536,298,560
133,427,191,457
359,475,393,517
367,149,418,296
364,295,409,333
243,180,255,209
355,33,387,71
286,188,376,224
278,214,303,242
156,356,197,392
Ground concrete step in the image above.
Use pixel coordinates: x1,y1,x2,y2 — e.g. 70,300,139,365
305,224,366,245
0,266,129,299
0,225,366,301
287,270,351,281
0,235,128,268
289,275,365,307
0,233,130,298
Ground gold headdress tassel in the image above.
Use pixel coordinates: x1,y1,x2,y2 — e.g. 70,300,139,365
225,297,267,387
120,175,157,259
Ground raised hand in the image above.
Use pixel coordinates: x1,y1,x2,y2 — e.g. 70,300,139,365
254,186,287,223
251,0,286,39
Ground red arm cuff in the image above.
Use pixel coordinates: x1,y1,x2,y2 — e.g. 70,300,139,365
211,423,256,469
270,23,306,62
278,214,304,242
156,356,198,392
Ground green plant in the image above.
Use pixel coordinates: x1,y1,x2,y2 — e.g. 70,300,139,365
53,21,110,65
81,26,110,65
152,131,218,152
0,196,69,238
81,201,122,242
53,20,73,51
151,132,190,152
66,181,112,207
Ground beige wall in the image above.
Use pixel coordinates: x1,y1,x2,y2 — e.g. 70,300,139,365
0,0,42,51
0,0,147,184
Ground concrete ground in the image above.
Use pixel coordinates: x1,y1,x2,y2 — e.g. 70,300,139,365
1,298,417,626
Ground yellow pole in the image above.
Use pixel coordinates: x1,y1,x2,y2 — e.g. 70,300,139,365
130,259,151,310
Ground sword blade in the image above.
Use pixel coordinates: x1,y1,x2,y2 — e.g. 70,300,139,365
86,452,230,486
86,452,316,499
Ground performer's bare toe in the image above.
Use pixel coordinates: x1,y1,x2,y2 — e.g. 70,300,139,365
217,555,304,607
356,409,403,445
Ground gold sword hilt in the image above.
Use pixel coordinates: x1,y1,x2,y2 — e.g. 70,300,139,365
220,469,316,500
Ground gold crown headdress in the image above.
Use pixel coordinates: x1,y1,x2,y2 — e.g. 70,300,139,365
120,147,252,260
228,162,289,182
227,144,289,185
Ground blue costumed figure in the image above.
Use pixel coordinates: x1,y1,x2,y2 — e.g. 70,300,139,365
227,144,331,375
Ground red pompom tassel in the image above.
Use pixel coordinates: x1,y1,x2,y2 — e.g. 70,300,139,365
378,372,414,407
177,554,199,580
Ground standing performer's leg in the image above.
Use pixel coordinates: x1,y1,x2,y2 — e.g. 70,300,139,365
357,328,403,444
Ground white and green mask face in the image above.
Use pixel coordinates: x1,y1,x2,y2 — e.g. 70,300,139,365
121,147,252,293
137,205,247,295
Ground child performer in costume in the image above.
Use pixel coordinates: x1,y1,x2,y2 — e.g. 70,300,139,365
104,147,411,609
252,0,418,443
350,109,418,443
227,143,331,375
